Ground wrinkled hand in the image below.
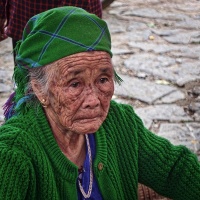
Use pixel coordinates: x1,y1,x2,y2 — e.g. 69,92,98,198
0,19,8,41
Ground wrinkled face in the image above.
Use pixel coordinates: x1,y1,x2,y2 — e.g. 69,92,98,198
45,51,114,134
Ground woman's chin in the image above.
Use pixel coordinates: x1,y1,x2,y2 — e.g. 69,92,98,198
73,121,102,134
78,126,100,135
66,116,105,134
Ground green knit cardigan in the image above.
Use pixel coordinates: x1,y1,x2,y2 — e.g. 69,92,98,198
0,100,200,199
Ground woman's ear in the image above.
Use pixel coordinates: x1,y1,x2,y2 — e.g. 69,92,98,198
31,79,49,106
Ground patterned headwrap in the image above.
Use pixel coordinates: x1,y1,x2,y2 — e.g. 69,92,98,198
3,6,121,120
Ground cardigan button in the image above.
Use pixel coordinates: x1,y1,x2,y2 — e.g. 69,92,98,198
98,162,104,171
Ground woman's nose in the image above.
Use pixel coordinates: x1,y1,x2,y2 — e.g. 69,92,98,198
82,87,100,109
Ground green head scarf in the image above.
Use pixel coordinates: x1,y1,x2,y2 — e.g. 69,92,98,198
4,6,121,120
16,6,112,68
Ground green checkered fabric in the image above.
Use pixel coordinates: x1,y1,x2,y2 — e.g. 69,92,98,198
16,6,112,68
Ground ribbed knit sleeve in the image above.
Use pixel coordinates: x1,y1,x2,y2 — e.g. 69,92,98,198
132,110,200,199
0,145,32,199
107,101,200,200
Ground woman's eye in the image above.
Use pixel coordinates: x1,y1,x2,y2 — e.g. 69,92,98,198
70,82,80,88
99,77,108,84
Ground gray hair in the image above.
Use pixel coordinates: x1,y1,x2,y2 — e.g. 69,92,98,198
26,62,55,104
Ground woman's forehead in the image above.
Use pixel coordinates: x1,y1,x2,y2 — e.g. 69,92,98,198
54,51,112,73
58,51,111,63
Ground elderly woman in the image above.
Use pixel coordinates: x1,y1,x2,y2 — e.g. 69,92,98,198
0,6,200,200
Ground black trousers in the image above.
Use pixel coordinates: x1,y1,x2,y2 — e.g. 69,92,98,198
12,39,17,66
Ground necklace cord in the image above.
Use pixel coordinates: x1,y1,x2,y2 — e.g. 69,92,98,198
78,134,93,198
